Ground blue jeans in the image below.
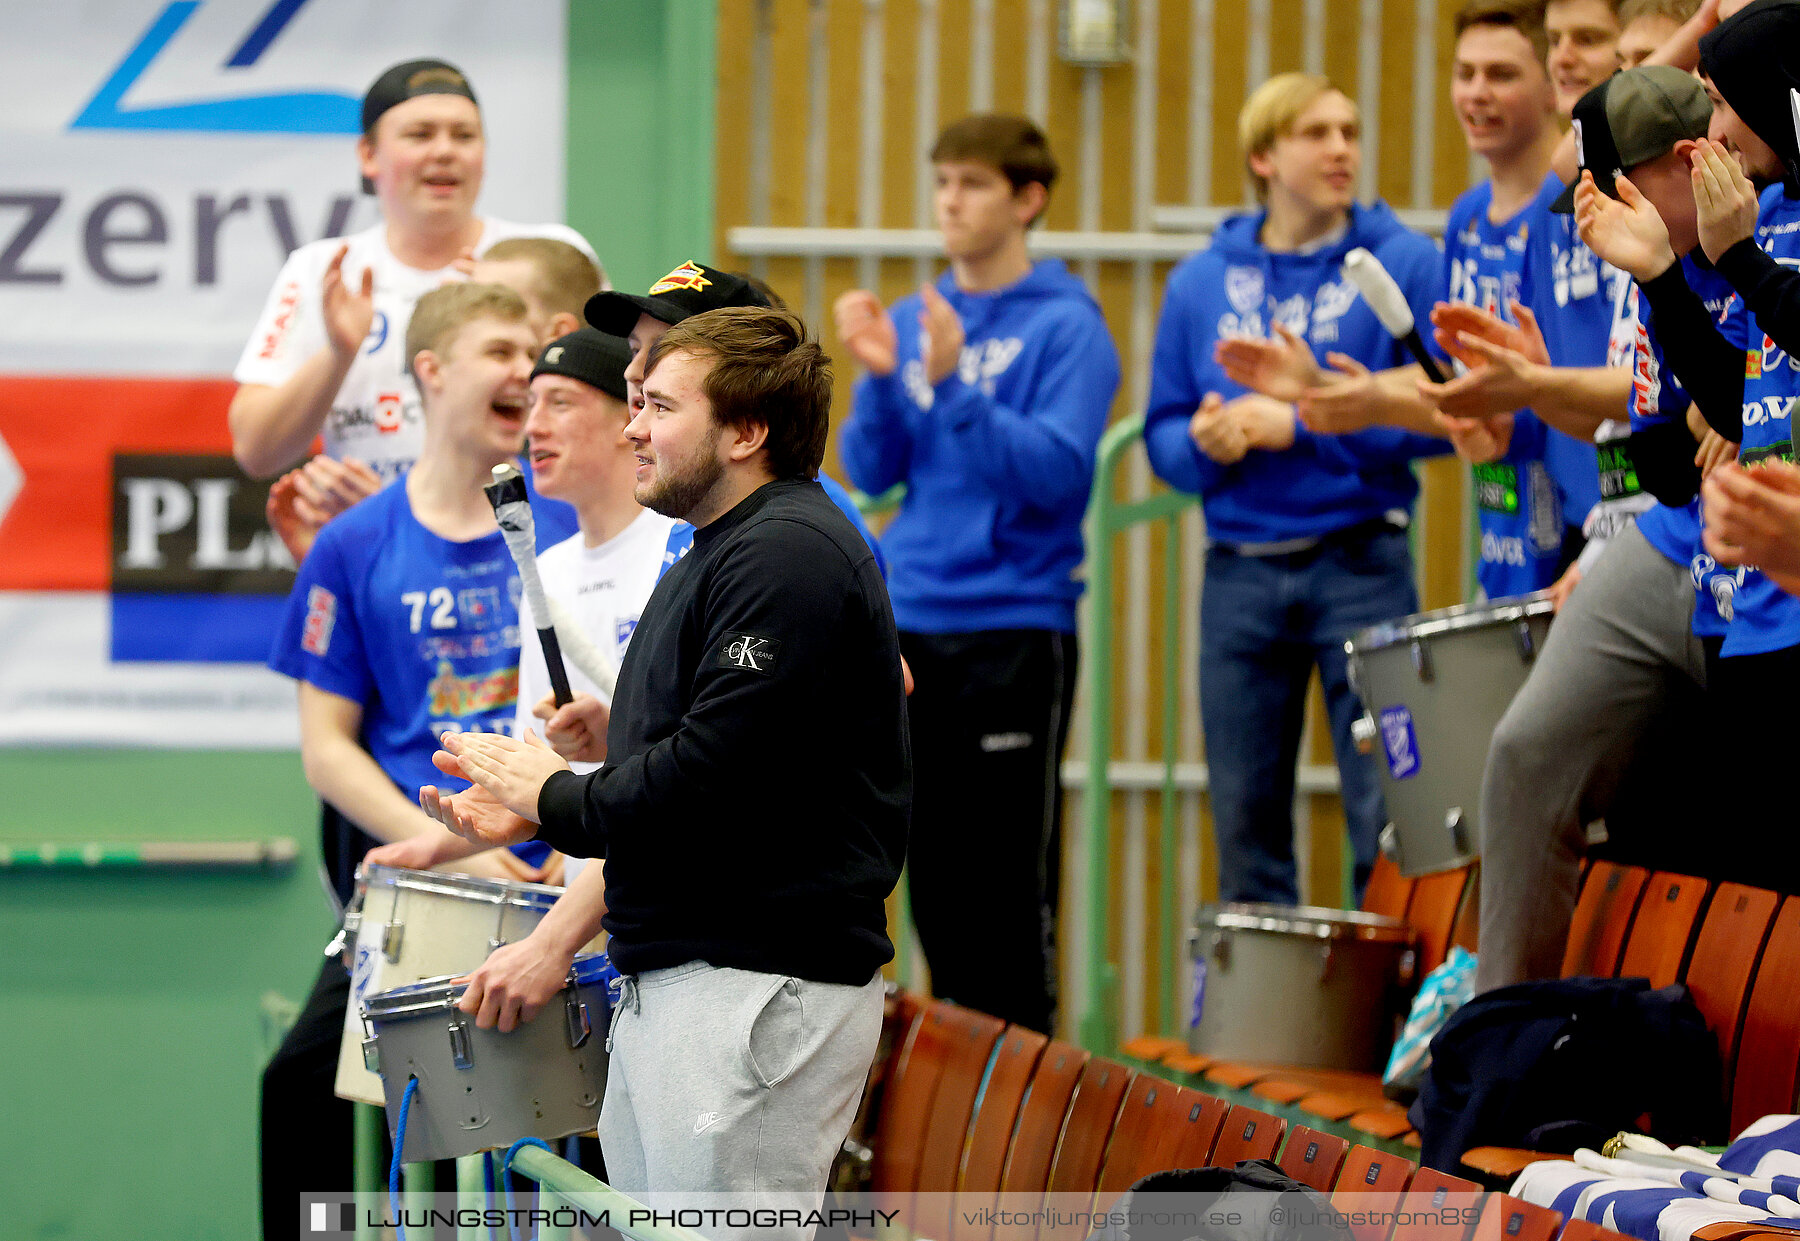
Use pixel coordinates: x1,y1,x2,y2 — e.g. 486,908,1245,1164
1199,525,1418,905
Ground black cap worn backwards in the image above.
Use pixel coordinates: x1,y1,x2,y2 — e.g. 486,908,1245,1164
584,261,768,335
531,328,633,404
1552,65,1712,213
361,59,479,133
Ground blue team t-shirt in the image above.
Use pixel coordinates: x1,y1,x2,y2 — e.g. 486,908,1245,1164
271,473,569,865
1718,185,1800,657
1441,176,1566,597
1628,258,1737,639
1519,204,1620,523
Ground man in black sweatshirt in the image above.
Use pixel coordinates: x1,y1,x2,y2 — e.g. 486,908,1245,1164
420,306,910,1226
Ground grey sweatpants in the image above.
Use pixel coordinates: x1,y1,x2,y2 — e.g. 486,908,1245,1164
1477,523,1705,992
598,961,883,1240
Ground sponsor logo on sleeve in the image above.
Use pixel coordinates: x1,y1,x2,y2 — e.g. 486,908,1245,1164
301,584,336,655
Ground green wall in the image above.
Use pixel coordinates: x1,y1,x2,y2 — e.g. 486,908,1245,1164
0,750,326,1240
567,0,718,297
0,6,717,1237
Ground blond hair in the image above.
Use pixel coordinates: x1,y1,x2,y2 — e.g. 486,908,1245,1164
1238,74,1355,203
478,237,603,320
405,282,529,379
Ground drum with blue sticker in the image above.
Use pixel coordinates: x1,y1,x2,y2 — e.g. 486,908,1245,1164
1346,593,1553,876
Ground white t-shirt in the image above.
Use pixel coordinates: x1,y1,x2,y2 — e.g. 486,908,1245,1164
233,217,600,481
516,510,688,883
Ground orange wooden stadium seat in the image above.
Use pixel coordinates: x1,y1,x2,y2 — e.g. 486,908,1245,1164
1459,1147,1570,1182
1346,1105,1416,1142
868,995,942,1195
949,1026,1049,1241
907,1005,1007,1239
984,1040,1088,1241
1682,882,1779,1123
1471,1194,1562,1241
1406,867,1474,977
914,1006,1007,1190
1096,1074,1200,1200
1613,872,1709,987
1039,1057,1134,1238
1365,853,1419,921
1389,1168,1483,1241
1277,1125,1350,1191
1121,1035,1187,1062
1560,862,1648,978
1149,1088,1231,1171
1208,1104,1287,1165
1731,895,1800,1137
959,1026,1049,1192
1330,1144,1417,1241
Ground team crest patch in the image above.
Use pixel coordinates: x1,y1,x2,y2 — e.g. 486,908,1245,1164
301,585,337,656
1225,266,1264,317
717,632,780,674
1748,349,1764,380
649,261,712,295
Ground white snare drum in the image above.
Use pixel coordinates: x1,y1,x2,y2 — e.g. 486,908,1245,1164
1189,903,1414,1071
363,951,618,1163
1346,593,1554,876
333,864,581,1105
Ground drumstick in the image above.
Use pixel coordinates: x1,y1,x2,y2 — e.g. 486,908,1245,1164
483,464,620,700
1342,247,1448,384
544,592,617,698
484,463,575,706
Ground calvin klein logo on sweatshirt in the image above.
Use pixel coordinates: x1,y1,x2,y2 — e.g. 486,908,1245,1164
718,632,780,674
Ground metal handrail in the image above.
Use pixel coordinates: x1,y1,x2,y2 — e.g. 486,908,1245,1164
504,1146,723,1241
1077,414,1199,1057
0,837,297,869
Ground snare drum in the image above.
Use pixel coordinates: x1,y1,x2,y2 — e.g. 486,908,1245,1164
362,951,619,1163
1189,903,1414,1071
1346,593,1554,876
333,864,595,1105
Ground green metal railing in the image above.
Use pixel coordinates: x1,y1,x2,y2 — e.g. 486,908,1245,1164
0,837,297,869
1076,414,1198,1058
350,1133,705,1241
503,1146,710,1241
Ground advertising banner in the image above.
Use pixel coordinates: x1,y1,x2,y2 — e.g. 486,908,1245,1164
0,0,569,746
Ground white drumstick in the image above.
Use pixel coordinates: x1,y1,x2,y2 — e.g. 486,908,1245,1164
1342,247,1448,383
484,464,617,702
545,593,618,698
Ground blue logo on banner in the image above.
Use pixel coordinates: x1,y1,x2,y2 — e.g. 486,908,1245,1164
72,0,360,134
1379,705,1420,780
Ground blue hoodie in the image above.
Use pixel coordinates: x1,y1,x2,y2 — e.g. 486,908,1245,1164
839,258,1121,633
1145,201,1450,545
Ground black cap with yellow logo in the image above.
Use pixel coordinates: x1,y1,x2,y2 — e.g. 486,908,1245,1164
584,261,768,335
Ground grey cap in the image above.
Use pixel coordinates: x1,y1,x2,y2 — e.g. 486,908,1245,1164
1551,66,1712,213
